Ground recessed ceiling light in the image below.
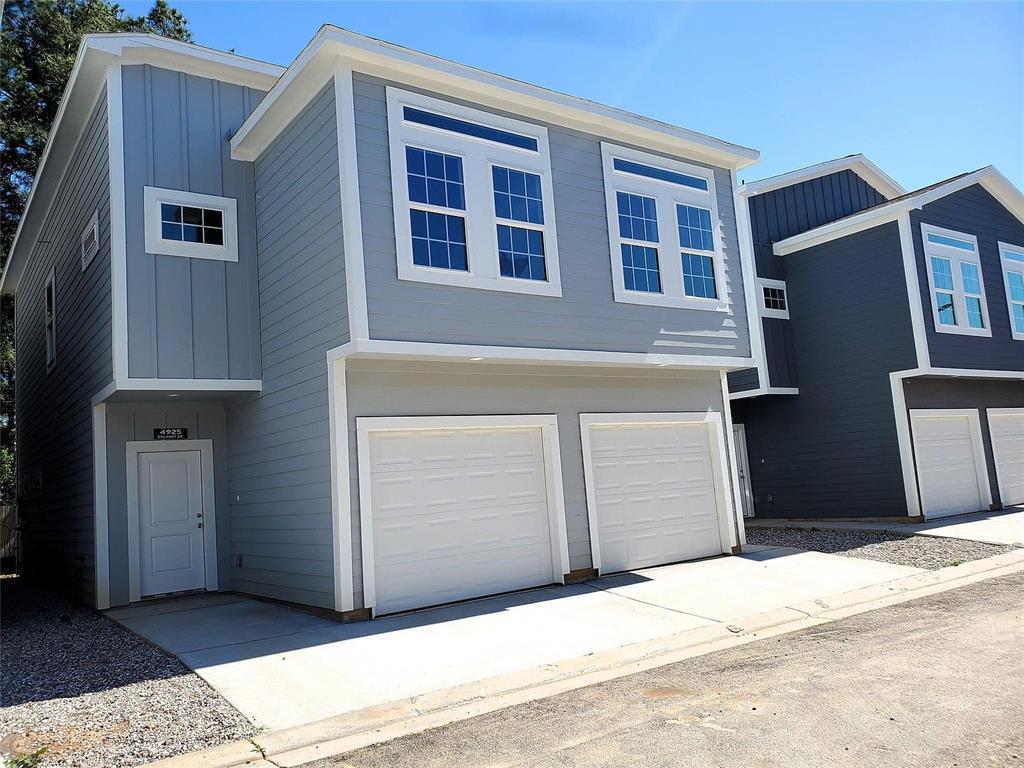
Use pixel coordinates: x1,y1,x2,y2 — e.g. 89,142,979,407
167,393,179,398
470,357,485,361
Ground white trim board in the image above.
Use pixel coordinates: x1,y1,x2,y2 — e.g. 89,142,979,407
728,386,800,401
354,414,571,615
93,403,110,609
739,154,905,200
732,172,768,391
334,65,369,341
125,439,218,602
579,410,738,575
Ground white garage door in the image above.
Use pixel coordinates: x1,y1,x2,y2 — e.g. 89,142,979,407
360,419,559,615
911,410,988,519
988,409,1024,506
582,415,726,574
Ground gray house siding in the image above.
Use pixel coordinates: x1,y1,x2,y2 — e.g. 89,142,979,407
910,184,1024,371
103,401,229,607
121,64,264,380
353,72,750,359
731,222,918,517
903,377,1024,509
344,359,727,608
15,90,113,605
727,368,760,392
224,81,347,609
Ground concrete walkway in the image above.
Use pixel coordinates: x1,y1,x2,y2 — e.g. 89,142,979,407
749,507,1024,547
110,546,922,732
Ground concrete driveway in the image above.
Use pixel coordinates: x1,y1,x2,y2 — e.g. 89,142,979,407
109,546,923,732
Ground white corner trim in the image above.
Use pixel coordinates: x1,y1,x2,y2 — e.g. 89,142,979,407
897,213,931,368
719,371,746,547
126,439,218,602
93,403,110,610
143,187,239,262
327,354,354,612
739,154,906,200
997,241,1024,341
732,178,768,393
921,223,991,338
107,63,129,386
354,414,571,613
909,408,993,518
579,411,737,575
889,370,922,518
756,277,789,320
334,63,369,341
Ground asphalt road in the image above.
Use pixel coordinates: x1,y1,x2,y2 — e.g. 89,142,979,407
306,571,1024,768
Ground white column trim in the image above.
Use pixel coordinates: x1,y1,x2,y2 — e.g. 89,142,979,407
93,403,110,609
719,370,747,546
327,354,354,612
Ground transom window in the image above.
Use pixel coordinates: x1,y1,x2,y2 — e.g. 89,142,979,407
144,187,238,262
999,242,1024,341
921,224,990,337
387,88,561,297
602,143,726,311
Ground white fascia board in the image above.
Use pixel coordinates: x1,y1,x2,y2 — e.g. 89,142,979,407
1,34,283,295
728,386,800,401
772,167,1022,256
231,26,760,169
328,338,756,372
740,155,906,200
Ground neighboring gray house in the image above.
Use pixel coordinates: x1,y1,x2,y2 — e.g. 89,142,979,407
5,30,761,616
728,156,1024,522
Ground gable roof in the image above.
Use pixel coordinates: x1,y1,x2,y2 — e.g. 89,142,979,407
1,34,283,294
230,25,760,170
738,154,906,200
773,166,1024,255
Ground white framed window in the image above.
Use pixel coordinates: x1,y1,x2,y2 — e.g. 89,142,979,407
44,269,56,369
143,187,238,262
386,88,561,297
601,143,727,311
921,224,990,337
998,241,1024,341
757,277,789,319
80,210,99,271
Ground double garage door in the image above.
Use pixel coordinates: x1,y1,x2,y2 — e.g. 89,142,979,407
911,408,1024,519
359,414,730,615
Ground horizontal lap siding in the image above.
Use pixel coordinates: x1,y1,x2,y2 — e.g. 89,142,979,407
16,91,113,605
728,368,760,392
225,82,347,609
732,223,918,517
121,65,263,380
345,360,726,609
353,72,749,359
911,184,1024,370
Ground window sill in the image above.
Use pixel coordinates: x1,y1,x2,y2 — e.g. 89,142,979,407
397,264,562,297
612,289,729,312
934,324,993,338
761,308,790,320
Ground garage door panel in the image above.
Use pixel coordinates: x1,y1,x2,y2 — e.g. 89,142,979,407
989,411,1024,506
368,428,544,473
589,423,711,458
912,412,986,518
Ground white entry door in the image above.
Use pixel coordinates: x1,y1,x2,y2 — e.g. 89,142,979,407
359,418,564,615
137,450,206,597
988,409,1024,506
582,414,727,574
911,410,989,519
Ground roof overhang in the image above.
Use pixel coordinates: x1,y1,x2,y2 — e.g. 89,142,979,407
1,34,283,294
773,166,1024,256
231,25,760,170
739,154,906,200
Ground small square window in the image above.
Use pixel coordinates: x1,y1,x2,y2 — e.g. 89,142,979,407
145,187,237,262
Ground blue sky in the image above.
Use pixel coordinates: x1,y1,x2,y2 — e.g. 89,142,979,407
129,1,1024,190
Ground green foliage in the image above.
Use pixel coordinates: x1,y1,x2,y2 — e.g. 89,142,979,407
0,1,191,499
4,746,49,768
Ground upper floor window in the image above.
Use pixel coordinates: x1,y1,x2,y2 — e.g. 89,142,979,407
80,210,99,271
601,143,726,311
999,242,1024,341
387,88,561,297
44,270,56,369
757,278,789,319
921,224,990,337
143,187,238,262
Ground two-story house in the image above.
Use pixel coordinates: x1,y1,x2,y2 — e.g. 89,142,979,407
4,29,761,617
728,156,1024,522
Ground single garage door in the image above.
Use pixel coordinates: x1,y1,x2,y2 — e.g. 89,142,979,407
358,417,563,615
582,413,727,574
988,409,1024,506
911,410,989,519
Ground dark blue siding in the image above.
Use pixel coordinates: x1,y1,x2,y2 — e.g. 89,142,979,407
732,222,918,517
728,368,760,392
911,184,1024,371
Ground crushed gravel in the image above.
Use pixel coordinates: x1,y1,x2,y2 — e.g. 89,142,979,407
0,578,256,767
745,526,1015,570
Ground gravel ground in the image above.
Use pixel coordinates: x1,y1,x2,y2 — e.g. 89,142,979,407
0,578,256,767
745,527,1015,570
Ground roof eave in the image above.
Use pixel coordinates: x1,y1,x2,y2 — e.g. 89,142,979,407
739,154,906,200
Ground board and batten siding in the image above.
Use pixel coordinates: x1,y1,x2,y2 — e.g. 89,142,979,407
16,89,113,605
224,81,347,609
731,222,918,517
352,72,750,359
910,184,1024,371
121,64,263,380
344,359,727,609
